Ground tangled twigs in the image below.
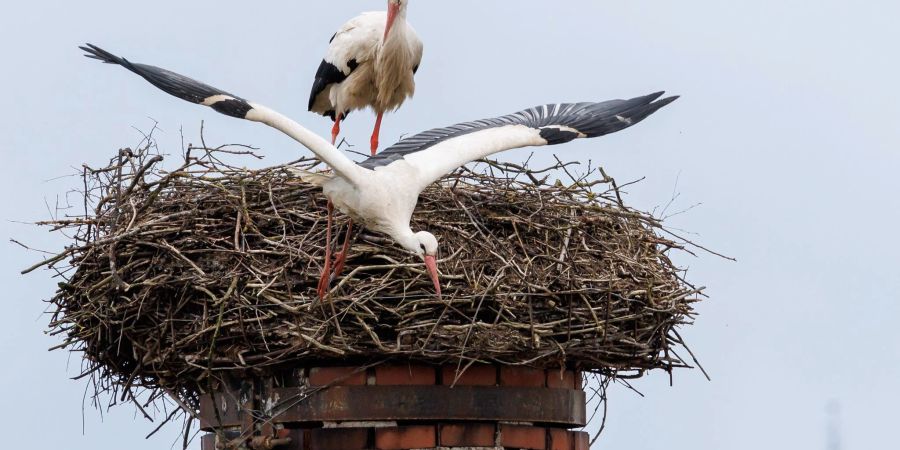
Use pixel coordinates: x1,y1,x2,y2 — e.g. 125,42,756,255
27,133,707,426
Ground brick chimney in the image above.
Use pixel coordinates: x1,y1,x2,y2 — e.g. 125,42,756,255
199,364,589,450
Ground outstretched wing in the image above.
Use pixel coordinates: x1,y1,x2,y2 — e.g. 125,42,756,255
360,92,678,190
80,44,365,184
81,44,253,119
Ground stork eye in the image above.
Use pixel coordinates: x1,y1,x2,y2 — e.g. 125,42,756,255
419,243,426,251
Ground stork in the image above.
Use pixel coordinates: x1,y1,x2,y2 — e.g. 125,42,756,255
308,0,423,155
81,44,678,300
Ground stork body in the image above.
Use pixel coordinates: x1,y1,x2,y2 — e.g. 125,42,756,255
308,0,423,155
81,44,677,300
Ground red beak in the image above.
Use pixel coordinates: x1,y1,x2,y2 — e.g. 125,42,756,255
384,3,400,40
424,255,442,300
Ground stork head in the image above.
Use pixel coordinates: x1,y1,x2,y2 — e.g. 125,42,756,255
385,0,408,40
400,230,441,299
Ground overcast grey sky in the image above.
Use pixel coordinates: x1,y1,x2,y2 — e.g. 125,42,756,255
2,0,898,449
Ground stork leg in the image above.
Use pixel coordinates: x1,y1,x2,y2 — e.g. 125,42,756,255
331,220,354,280
317,201,335,299
331,113,343,146
370,112,384,156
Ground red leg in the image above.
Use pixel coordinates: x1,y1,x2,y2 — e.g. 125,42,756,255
331,220,354,279
331,113,343,146
317,201,335,299
370,112,384,156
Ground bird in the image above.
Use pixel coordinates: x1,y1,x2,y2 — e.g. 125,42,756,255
80,43,678,300
308,0,423,156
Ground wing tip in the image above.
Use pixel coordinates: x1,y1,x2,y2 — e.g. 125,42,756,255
631,92,679,119
644,91,682,105
80,43,121,65
77,43,254,118
647,91,666,102
652,94,680,108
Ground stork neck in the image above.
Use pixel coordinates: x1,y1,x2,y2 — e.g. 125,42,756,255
245,104,361,185
395,2,408,19
384,11,408,42
393,227,420,254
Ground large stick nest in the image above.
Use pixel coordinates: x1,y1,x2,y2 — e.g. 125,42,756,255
30,133,705,412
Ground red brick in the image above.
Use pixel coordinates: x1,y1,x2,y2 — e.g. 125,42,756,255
309,428,368,450
376,426,436,449
308,367,366,387
442,365,496,386
574,431,591,450
440,423,496,447
549,429,573,450
501,424,547,450
501,366,546,387
376,364,436,385
547,369,576,389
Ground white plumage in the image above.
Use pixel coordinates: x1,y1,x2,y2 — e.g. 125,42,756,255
80,44,677,300
308,0,423,155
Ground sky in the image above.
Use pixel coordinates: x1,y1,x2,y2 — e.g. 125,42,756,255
1,0,898,449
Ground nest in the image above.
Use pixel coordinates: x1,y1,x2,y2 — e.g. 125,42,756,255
28,133,705,414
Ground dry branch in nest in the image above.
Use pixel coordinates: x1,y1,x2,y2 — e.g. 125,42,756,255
28,132,706,419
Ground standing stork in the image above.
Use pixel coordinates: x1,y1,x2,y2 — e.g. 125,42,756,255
81,44,677,300
308,0,423,156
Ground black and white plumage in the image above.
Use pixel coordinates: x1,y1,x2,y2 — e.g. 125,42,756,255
360,98,676,173
81,44,677,298
308,0,423,155
82,44,254,119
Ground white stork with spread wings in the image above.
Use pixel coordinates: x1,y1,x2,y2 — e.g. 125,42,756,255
308,0,423,155
80,44,677,300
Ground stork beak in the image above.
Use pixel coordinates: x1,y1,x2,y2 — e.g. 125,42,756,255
424,255,442,300
384,2,400,40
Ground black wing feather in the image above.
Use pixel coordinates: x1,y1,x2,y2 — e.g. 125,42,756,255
307,58,359,120
360,92,677,170
79,43,252,119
